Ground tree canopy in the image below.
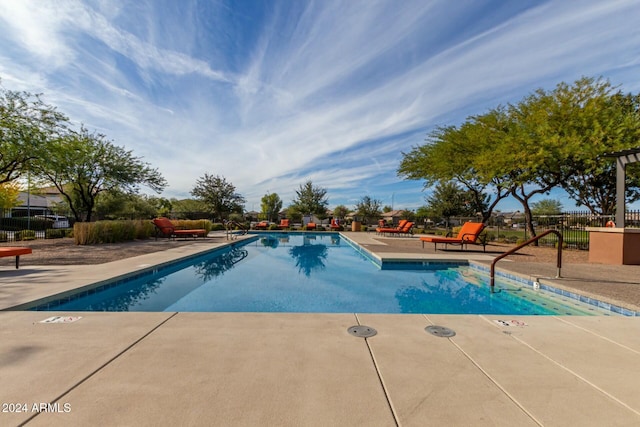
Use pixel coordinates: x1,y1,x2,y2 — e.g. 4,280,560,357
32,128,167,222
354,195,382,224
261,192,282,222
191,174,245,221
399,76,640,237
291,181,328,217
0,84,68,184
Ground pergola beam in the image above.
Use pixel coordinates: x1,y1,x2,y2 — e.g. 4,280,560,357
604,148,640,227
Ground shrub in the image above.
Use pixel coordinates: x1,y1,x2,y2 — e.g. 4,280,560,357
0,232,7,242
210,223,225,231
268,224,280,230
74,220,155,245
16,230,36,241
45,229,66,239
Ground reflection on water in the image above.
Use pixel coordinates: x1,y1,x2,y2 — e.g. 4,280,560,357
288,243,328,277
193,248,249,281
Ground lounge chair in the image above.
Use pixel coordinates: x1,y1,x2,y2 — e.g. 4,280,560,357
152,217,207,240
380,221,414,237
420,222,486,251
0,247,32,269
254,221,269,230
330,219,342,230
376,219,408,236
306,222,317,230
278,219,290,229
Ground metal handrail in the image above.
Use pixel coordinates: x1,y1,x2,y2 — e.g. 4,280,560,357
225,221,248,239
490,229,563,293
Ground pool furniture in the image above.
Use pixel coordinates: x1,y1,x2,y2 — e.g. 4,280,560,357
330,219,342,230
0,247,32,269
307,222,317,230
278,219,290,229
254,221,269,230
376,219,408,236
420,222,486,251
152,217,207,240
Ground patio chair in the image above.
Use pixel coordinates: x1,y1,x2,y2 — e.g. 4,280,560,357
254,221,269,230
330,219,342,230
152,217,207,240
278,219,290,229
420,222,486,251
306,222,317,230
376,219,408,236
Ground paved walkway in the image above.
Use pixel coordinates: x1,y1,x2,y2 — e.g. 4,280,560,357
2,232,640,426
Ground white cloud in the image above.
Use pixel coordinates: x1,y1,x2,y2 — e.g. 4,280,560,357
1,0,639,211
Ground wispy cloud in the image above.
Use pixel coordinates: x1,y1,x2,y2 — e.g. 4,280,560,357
1,0,639,211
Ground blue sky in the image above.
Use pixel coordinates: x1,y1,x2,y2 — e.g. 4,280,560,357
1,0,640,213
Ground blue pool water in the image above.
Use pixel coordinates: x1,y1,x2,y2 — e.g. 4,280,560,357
34,233,606,314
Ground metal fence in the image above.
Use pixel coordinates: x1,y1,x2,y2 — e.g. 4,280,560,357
464,210,640,250
2,208,640,248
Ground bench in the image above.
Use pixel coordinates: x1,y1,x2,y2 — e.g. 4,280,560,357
152,217,207,240
0,247,33,269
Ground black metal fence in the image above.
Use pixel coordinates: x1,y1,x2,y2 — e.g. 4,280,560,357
446,210,640,250
2,208,640,248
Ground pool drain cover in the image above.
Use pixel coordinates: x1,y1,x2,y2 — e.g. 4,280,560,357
425,325,456,338
348,325,377,338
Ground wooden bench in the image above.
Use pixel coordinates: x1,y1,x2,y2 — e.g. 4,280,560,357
0,247,33,269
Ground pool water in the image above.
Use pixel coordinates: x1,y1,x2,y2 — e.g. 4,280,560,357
35,233,608,315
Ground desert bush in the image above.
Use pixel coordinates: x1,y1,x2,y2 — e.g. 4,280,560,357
45,229,66,239
15,230,36,241
74,220,155,245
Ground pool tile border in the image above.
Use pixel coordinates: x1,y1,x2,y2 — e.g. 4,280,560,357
470,262,640,317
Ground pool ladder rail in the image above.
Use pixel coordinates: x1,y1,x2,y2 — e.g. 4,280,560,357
224,221,249,239
490,229,563,293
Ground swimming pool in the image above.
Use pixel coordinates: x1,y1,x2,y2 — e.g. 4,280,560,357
33,233,610,315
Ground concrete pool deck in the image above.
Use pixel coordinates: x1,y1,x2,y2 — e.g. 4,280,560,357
2,232,640,426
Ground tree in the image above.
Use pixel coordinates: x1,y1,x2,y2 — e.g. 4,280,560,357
382,205,392,213
32,127,167,222
260,192,282,222
425,181,472,227
332,204,349,220
94,191,171,220
354,195,382,224
191,174,245,221
291,181,328,218
0,83,68,184
531,199,563,215
0,182,21,210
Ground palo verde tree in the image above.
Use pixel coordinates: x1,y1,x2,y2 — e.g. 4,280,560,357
291,180,328,219
0,83,68,184
191,174,245,222
399,113,510,224
260,192,282,222
32,127,167,222
332,204,349,220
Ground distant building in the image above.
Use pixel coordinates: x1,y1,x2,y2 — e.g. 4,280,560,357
9,187,65,217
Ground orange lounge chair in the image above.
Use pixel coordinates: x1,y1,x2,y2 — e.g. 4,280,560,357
330,218,341,230
376,219,408,235
254,221,269,230
152,217,207,240
278,219,290,229
0,247,32,269
306,222,317,230
420,222,486,251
